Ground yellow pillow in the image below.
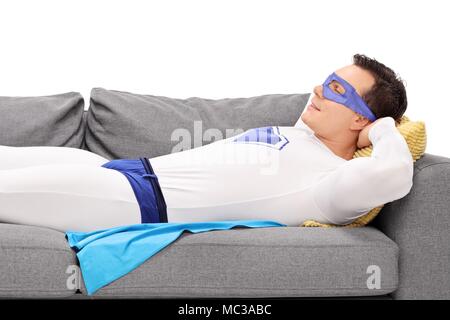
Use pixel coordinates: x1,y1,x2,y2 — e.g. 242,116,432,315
300,115,427,228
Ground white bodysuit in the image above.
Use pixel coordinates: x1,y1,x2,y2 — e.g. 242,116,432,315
149,106,414,226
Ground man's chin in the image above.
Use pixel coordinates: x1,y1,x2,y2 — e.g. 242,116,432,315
300,113,310,124
300,114,315,132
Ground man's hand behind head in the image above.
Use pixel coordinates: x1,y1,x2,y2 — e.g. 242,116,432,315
356,117,388,148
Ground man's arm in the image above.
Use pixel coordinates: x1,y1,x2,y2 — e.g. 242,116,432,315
311,117,414,225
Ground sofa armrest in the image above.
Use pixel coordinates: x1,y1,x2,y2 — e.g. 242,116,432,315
372,153,450,300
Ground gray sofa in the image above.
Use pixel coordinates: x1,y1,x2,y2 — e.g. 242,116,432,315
0,89,449,300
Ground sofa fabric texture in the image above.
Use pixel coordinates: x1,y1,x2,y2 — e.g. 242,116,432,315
0,92,85,148
0,224,77,298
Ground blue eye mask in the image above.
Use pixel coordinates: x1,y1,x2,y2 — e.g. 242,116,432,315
322,72,377,122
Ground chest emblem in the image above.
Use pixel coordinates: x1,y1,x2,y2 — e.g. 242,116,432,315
231,126,289,150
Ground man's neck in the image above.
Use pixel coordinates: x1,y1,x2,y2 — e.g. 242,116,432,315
314,133,357,161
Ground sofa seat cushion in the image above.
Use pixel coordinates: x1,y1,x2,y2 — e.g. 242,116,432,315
0,223,77,298
77,226,398,298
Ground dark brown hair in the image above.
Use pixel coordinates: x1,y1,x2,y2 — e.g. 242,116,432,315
353,54,407,124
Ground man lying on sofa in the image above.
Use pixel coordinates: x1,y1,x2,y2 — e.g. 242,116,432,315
0,53,414,294
0,53,413,231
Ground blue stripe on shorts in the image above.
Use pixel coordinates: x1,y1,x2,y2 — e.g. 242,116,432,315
101,157,168,223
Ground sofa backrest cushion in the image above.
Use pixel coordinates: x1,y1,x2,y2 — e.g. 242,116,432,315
0,92,85,148
85,87,310,159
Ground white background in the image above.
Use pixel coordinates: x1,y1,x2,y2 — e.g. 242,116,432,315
1,0,449,157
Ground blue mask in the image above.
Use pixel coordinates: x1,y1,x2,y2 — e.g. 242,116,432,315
322,72,377,122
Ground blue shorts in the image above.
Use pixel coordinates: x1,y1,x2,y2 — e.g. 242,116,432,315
101,157,168,224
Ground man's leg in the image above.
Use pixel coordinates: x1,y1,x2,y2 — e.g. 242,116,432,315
0,145,110,170
0,164,141,232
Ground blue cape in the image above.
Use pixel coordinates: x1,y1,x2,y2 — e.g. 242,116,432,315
65,220,286,295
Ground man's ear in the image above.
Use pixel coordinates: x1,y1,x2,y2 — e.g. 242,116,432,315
350,114,371,130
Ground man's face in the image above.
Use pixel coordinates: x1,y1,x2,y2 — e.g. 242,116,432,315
301,64,376,137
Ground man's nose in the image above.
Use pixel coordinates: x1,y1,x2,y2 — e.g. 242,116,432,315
313,85,324,99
